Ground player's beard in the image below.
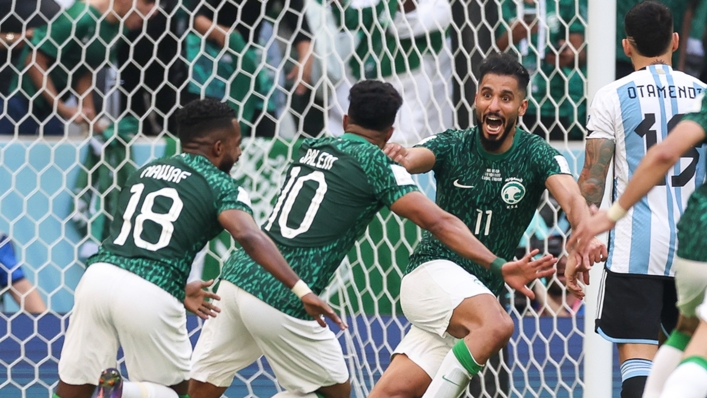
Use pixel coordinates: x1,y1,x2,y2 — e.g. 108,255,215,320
475,112,516,152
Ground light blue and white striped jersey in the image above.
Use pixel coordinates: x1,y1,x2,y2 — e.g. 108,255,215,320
587,65,707,276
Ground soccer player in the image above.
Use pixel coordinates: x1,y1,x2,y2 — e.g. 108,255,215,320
570,92,707,398
368,52,607,398
54,99,341,398
188,80,556,398
575,3,706,397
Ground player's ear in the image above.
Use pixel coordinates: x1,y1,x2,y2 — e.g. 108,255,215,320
342,115,350,132
212,139,224,158
518,99,528,117
622,38,632,58
671,32,679,52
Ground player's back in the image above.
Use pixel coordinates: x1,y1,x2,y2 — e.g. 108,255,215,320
89,153,245,301
222,134,417,319
588,65,707,275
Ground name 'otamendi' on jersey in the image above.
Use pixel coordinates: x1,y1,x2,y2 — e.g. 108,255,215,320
587,65,707,276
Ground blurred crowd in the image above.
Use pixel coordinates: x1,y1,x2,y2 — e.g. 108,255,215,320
2,0,704,142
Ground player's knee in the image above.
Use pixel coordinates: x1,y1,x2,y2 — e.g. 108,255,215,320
676,316,700,335
484,314,514,349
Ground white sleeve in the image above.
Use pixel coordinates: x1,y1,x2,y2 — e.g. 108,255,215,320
586,86,619,140
388,0,452,39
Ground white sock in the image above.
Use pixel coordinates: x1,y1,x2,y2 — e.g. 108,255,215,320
122,381,179,398
271,392,319,398
422,340,482,398
643,345,684,398
659,358,707,398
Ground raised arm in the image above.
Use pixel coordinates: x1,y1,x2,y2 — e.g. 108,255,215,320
390,191,555,298
218,209,345,328
383,144,436,174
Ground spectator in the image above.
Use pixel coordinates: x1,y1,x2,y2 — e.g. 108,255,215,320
531,235,583,317
496,0,587,141
0,0,60,96
329,0,454,146
184,0,313,136
0,0,156,136
0,234,47,314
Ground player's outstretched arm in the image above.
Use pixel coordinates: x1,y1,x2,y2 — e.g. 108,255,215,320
383,144,436,174
218,209,346,329
547,173,607,266
570,120,707,252
390,192,555,298
184,279,221,320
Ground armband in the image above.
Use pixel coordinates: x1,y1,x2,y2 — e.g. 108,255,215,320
490,257,506,276
607,202,628,222
291,280,312,299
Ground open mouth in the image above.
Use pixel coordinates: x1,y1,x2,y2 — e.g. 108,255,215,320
484,114,504,135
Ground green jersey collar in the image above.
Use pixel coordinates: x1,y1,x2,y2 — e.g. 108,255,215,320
341,133,374,145
473,126,522,162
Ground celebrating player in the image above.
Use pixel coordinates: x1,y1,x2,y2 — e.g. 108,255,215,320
575,2,706,397
54,99,341,398
187,80,556,398
369,52,606,398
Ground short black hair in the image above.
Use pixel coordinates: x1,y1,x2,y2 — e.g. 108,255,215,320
176,98,236,144
625,1,673,57
478,53,530,97
347,80,403,132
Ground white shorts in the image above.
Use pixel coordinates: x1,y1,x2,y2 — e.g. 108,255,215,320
674,257,707,318
59,262,190,386
190,281,349,394
394,260,494,377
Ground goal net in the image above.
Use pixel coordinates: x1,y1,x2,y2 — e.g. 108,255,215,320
0,0,604,396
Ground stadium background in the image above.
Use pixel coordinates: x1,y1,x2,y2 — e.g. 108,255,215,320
2,0,701,396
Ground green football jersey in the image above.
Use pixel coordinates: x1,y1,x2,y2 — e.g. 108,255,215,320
222,134,418,319
677,93,707,262
88,153,252,301
408,127,570,294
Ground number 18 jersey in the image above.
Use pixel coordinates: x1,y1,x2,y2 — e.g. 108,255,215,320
88,153,253,301
587,65,707,276
221,134,418,319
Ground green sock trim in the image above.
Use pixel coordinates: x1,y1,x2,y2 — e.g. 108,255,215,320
316,394,326,398
178,395,190,398
666,330,691,351
53,395,62,398
680,355,707,370
452,339,483,376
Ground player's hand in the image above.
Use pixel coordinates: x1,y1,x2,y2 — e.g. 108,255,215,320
568,206,615,254
564,252,590,299
501,249,556,299
301,293,348,330
384,143,408,165
582,237,607,265
184,279,221,320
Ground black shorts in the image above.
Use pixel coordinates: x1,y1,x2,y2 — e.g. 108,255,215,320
595,268,678,344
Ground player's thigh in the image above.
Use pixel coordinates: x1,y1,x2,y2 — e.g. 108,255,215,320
596,269,673,344
190,281,262,388
400,260,495,338
392,324,455,380
235,287,348,395
674,257,707,318
370,352,432,398
58,263,121,385
110,267,191,386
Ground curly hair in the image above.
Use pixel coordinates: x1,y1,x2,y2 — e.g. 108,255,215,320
347,80,403,132
176,98,237,144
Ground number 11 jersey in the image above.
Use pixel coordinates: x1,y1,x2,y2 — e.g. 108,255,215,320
88,153,253,302
587,64,707,276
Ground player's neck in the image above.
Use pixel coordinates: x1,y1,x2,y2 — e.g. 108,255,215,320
631,55,672,71
344,126,386,149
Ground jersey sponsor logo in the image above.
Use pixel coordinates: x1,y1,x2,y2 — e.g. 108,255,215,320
501,180,526,205
554,155,572,174
453,179,475,189
391,165,416,186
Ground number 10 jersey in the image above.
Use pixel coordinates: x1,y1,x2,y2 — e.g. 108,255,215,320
88,153,253,301
587,64,707,276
